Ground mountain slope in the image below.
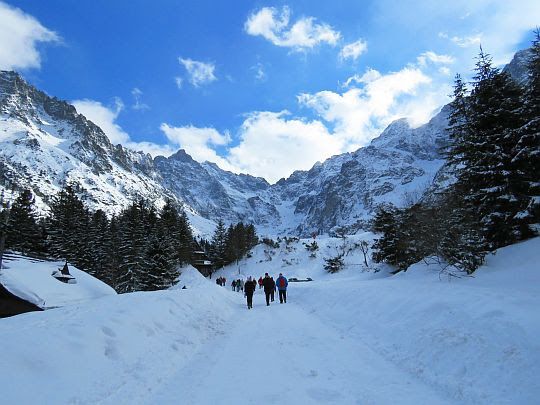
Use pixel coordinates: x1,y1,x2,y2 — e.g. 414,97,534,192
0,70,174,214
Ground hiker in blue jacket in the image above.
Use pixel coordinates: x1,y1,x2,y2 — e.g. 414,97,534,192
276,273,288,303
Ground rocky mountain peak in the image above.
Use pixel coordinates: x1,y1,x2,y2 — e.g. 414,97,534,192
503,48,532,86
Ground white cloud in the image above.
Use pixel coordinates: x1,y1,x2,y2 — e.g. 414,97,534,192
439,66,451,75
251,62,267,81
299,66,434,149
0,2,59,70
227,111,341,183
244,6,341,51
417,51,455,66
339,39,368,62
174,76,183,89
131,87,150,111
438,31,482,48
72,98,174,157
178,57,217,87
159,124,234,170
73,98,129,145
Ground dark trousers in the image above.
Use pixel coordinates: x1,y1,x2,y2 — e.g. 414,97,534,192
270,290,275,302
264,291,272,305
279,290,287,303
246,293,254,308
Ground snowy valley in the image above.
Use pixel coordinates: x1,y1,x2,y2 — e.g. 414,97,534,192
1,236,539,404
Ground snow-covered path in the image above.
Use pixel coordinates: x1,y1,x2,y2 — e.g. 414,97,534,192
148,291,450,405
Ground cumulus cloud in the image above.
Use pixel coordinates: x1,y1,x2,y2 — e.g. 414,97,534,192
339,39,368,62
0,1,59,70
159,124,235,171
227,111,341,183
299,66,434,149
178,57,217,87
73,98,129,145
244,6,341,51
73,98,174,157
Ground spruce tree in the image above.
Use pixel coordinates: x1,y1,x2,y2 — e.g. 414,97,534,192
5,189,44,256
116,201,150,293
47,185,89,262
512,29,540,232
372,204,409,270
85,210,112,282
210,219,227,269
452,48,526,249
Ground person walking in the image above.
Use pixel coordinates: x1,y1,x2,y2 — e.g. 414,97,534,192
262,273,274,306
276,273,288,303
244,276,256,309
231,279,236,291
270,277,276,302
258,277,263,289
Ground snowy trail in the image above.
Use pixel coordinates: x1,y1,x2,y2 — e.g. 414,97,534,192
147,290,451,405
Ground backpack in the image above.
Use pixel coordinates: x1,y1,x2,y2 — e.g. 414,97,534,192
278,277,286,288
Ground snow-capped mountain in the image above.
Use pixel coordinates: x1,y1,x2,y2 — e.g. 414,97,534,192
265,107,449,236
503,48,532,86
0,69,452,236
0,46,529,236
0,70,175,214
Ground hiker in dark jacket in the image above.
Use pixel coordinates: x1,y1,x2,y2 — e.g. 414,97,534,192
270,277,276,302
231,280,236,291
276,273,288,303
244,276,257,309
262,273,274,306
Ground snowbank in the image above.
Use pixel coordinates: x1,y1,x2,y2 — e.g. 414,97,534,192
0,266,237,404
0,255,116,308
291,237,540,404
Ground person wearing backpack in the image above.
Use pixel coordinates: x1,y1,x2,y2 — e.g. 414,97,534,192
276,273,288,303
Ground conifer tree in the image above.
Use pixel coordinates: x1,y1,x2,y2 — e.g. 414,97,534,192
47,184,89,262
372,205,408,270
210,219,227,269
85,209,111,282
451,48,526,249
512,29,540,231
5,189,44,256
116,201,150,293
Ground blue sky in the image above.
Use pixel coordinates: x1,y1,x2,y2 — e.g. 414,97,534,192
0,1,538,183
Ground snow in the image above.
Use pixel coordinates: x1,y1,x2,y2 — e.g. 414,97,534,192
1,238,539,404
0,254,116,308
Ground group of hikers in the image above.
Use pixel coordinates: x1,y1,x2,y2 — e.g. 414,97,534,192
243,273,288,309
215,276,227,287
214,272,289,309
230,278,244,292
